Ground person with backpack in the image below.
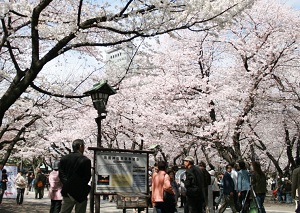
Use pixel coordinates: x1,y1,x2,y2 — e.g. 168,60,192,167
35,168,46,199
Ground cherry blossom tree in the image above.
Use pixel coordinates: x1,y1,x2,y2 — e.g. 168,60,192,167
101,0,300,173
0,0,254,162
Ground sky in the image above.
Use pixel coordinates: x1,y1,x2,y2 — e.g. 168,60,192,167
285,0,300,9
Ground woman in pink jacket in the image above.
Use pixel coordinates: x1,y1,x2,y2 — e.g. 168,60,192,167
48,161,63,213
152,161,175,213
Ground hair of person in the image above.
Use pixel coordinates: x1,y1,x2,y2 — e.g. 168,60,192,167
72,139,85,152
238,161,246,170
199,161,206,167
157,161,167,171
2,169,6,173
167,168,175,175
229,162,236,169
209,163,215,170
226,164,232,170
252,161,264,176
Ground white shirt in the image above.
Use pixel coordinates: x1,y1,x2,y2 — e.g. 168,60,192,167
231,169,238,191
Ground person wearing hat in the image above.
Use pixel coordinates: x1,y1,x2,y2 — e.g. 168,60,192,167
15,169,27,205
48,160,63,213
183,156,205,213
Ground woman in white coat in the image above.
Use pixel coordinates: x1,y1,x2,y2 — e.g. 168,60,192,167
15,170,27,205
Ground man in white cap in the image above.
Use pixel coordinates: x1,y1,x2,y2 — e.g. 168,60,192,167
183,156,205,213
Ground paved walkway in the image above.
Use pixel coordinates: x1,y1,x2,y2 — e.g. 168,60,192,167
0,190,296,213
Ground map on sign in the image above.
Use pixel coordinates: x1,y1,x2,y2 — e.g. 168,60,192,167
95,152,147,194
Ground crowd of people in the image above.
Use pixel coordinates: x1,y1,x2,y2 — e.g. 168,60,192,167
0,143,299,213
148,157,298,213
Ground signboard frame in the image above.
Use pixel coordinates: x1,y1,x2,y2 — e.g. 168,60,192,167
88,147,154,196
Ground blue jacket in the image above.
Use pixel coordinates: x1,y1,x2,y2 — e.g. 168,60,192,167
223,172,235,195
237,169,251,192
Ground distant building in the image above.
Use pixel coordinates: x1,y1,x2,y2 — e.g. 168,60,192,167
105,45,135,73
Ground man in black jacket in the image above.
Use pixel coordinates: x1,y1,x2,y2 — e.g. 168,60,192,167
219,164,238,213
59,139,91,213
184,156,205,213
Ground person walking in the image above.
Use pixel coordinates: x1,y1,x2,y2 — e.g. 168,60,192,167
151,161,175,213
59,139,91,213
48,160,63,213
167,169,179,211
15,170,27,205
230,162,239,211
219,164,238,213
209,170,220,210
199,161,211,212
251,161,267,213
237,161,251,213
26,173,34,195
35,168,46,199
292,157,300,213
178,174,187,209
0,169,8,204
183,156,205,213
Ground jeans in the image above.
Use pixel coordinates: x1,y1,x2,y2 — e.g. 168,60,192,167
240,190,250,213
256,193,266,213
285,193,292,203
60,196,87,213
16,188,25,204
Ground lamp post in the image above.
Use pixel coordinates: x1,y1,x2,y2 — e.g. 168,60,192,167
84,80,116,213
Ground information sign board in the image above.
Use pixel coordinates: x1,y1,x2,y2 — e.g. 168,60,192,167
95,151,147,194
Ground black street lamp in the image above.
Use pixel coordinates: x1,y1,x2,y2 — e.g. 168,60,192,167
84,80,116,147
84,80,116,213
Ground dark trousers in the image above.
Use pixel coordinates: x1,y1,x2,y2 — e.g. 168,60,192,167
0,189,5,203
186,197,203,213
35,187,43,199
50,200,62,213
154,202,176,213
180,195,186,207
16,188,25,204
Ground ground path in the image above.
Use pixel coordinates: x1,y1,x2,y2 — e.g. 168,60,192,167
0,190,295,213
